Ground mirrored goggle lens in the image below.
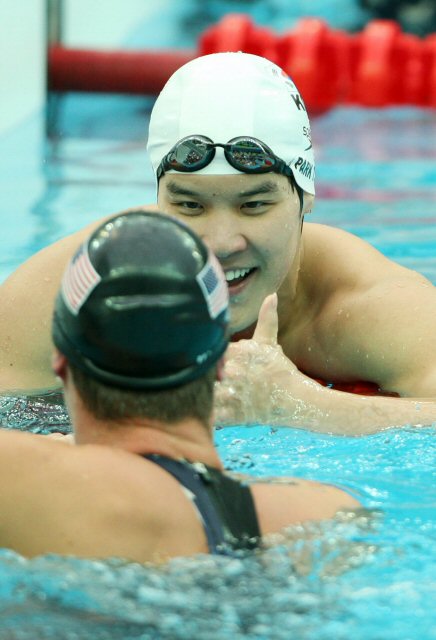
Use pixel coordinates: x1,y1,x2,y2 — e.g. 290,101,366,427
227,140,275,171
169,138,212,170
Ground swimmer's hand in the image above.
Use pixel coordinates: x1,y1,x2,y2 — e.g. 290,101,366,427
214,294,313,427
214,295,436,433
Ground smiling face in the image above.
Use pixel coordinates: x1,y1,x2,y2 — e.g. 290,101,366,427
157,172,304,334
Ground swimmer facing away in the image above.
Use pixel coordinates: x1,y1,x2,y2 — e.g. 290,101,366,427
1,52,436,433
0,211,359,562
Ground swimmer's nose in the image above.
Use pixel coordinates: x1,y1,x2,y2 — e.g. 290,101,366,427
201,216,247,259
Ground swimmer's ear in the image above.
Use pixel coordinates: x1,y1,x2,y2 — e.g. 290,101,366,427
216,356,226,382
303,193,315,215
52,349,67,381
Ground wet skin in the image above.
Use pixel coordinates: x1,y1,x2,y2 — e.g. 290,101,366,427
1,172,436,407
157,171,436,399
157,172,308,335
1,197,436,428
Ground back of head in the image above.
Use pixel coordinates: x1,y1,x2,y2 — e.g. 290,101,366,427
147,52,315,195
52,210,229,390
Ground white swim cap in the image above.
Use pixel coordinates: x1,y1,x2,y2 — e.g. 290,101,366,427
147,52,315,195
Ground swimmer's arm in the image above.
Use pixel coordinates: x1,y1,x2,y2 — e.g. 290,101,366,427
214,295,436,434
251,477,361,520
248,475,373,577
0,429,74,549
303,224,436,397
350,274,436,397
0,219,106,391
0,206,157,393
253,479,374,576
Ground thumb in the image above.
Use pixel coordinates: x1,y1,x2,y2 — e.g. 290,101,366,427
252,294,279,345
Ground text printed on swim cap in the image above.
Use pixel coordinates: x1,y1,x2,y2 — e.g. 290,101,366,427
294,157,315,181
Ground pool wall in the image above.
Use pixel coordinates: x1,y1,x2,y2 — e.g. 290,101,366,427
0,1,45,136
0,0,161,137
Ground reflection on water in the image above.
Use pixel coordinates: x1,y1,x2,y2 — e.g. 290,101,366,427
0,391,71,434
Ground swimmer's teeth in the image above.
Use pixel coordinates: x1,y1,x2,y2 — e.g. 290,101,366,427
225,268,251,283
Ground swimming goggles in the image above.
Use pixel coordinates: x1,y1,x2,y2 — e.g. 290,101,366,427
156,135,295,181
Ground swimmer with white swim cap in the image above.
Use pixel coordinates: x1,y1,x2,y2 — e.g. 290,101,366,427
144,52,436,425
1,53,436,432
148,52,315,340
147,52,315,198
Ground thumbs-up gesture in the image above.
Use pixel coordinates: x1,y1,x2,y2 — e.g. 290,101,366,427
214,294,302,427
251,292,280,345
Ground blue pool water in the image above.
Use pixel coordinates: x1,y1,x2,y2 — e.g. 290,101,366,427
1,3,436,639
0,98,435,640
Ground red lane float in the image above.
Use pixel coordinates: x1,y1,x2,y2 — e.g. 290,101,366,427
275,20,352,114
350,20,428,106
316,379,400,397
47,13,436,113
427,34,436,106
49,46,195,95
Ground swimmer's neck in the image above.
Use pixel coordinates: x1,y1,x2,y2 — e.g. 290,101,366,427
73,411,222,469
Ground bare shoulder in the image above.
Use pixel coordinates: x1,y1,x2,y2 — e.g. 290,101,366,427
296,224,436,393
0,218,102,389
0,429,171,517
250,477,360,535
302,222,419,287
0,206,157,391
0,429,76,489
1,204,158,294
2,214,113,292
0,431,208,561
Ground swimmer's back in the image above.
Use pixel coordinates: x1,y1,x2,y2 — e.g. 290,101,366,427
0,429,357,562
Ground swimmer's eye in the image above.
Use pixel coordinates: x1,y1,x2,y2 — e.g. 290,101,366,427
241,201,271,214
172,201,204,215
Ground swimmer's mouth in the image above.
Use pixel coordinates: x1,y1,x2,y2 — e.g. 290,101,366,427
225,267,257,288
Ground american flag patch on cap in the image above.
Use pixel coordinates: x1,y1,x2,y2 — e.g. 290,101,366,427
61,242,101,315
196,250,228,319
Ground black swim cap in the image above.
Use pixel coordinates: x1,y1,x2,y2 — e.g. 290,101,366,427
52,210,229,389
